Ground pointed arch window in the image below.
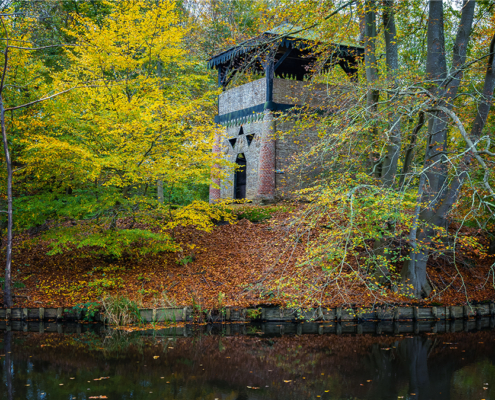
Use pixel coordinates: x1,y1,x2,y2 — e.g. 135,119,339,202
246,134,255,146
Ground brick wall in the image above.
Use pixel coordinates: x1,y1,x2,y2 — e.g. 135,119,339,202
219,121,263,200
218,79,266,115
215,77,334,202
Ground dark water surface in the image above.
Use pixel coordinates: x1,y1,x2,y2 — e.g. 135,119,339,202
1,322,495,400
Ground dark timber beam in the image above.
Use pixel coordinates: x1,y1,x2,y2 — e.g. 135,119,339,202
264,59,275,110
274,49,292,71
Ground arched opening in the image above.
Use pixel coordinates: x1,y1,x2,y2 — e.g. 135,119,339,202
234,153,246,199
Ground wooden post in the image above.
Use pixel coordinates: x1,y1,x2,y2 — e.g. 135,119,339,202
39,321,44,334
393,307,400,321
22,308,28,320
336,307,342,321
264,59,274,108
152,308,157,322
182,307,188,322
413,306,419,321
39,308,44,321
490,302,495,316
431,306,438,319
56,307,62,321
6,308,11,320
450,306,456,320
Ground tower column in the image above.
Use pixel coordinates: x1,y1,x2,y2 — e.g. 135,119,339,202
209,131,221,203
256,111,276,202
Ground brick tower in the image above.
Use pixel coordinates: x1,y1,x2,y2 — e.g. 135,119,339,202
207,24,363,203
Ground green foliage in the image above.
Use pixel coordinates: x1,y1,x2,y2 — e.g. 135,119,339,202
164,182,210,205
43,225,177,259
72,301,101,322
232,205,288,223
0,277,26,289
246,307,262,320
176,255,194,266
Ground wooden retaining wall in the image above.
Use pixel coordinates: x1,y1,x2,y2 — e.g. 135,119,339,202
1,303,495,323
1,318,495,336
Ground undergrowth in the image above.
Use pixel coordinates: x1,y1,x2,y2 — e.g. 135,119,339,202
232,204,291,223
102,294,143,326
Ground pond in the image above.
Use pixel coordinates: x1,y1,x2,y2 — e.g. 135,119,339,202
1,321,494,400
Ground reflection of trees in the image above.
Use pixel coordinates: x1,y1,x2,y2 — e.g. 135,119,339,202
398,337,432,400
366,341,401,399
368,336,455,400
4,331,13,400
2,330,495,400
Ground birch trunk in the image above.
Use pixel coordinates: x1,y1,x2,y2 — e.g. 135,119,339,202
0,96,12,307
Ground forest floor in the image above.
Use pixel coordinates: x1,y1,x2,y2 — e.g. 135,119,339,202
2,204,495,310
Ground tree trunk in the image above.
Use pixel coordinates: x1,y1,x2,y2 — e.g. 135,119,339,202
402,0,476,297
372,0,401,283
363,0,380,176
157,179,164,203
399,111,425,188
1,96,12,307
380,0,401,187
421,0,475,220
433,31,495,225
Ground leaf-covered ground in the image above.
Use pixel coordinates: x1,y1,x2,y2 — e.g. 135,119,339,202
2,205,494,310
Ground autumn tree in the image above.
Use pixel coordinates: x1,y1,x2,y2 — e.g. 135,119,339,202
223,0,495,302
0,0,232,306
14,0,231,258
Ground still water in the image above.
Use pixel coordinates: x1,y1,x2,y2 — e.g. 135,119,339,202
1,322,494,400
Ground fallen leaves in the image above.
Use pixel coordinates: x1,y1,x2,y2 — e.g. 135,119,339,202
2,205,494,312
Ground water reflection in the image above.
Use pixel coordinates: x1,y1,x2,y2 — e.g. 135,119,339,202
1,323,494,400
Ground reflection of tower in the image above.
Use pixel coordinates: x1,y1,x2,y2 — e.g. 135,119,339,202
207,24,364,203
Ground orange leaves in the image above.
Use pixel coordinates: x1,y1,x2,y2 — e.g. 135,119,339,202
3,204,495,311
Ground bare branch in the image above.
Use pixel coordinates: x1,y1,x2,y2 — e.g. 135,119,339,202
5,86,83,111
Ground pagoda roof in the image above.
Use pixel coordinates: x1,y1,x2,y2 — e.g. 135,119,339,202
207,23,364,80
